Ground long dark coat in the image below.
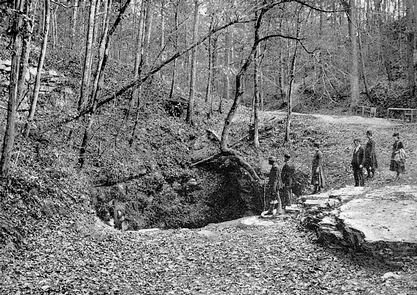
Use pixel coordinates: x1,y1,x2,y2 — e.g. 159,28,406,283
351,146,365,168
267,162,283,201
364,139,378,169
311,150,325,188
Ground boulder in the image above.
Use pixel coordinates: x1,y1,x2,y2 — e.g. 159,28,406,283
301,185,417,257
338,186,417,255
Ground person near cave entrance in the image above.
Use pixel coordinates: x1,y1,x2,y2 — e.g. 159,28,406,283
351,138,365,187
311,142,325,194
281,153,295,208
364,130,378,179
264,156,284,215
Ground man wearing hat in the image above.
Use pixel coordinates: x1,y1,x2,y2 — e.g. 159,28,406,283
281,153,295,208
351,138,365,186
265,156,283,215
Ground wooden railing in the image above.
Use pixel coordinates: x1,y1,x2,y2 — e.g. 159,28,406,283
355,106,377,117
386,108,417,122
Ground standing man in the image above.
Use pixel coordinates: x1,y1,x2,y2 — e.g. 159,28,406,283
281,153,295,208
351,138,365,186
265,156,283,215
364,130,378,179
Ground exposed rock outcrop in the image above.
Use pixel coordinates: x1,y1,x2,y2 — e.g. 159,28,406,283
300,186,417,258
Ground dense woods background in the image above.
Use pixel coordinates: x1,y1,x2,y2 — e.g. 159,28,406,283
0,0,416,234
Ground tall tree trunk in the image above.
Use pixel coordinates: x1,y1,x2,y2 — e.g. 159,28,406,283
79,0,111,167
25,0,50,137
406,0,415,100
204,0,213,118
186,0,199,125
159,0,165,80
284,45,297,142
143,0,153,69
358,30,371,100
1,0,25,176
221,25,231,114
78,0,97,111
51,5,57,48
17,0,32,106
78,0,128,166
212,34,219,106
205,27,213,118
374,0,393,81
285,8,301,143
168,2,179,100
129,0,154,144
219,5,276,183
71,0,79,50
129,0,147,115
346,0,360,111
253,3,261,149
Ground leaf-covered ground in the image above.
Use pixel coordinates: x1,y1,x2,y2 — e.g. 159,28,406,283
1,214,416,295
2,110,417,295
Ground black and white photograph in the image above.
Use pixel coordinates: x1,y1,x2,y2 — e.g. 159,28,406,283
0,0,416,294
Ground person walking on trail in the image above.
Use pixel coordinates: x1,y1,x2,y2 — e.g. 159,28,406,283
265,156,283,215
281,153,295,208
390,132,406,180
351,138,365,187
364,130,378,179
311,142,325,194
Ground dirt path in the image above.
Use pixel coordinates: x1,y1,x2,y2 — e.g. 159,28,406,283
256,110,398,127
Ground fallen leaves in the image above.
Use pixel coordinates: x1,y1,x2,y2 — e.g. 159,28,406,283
1,216,416,294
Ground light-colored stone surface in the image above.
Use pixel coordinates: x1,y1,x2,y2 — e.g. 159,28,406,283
339,186,417,244
329,186,366,203
240,216,274,227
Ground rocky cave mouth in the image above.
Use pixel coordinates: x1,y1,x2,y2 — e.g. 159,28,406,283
94,164,311,232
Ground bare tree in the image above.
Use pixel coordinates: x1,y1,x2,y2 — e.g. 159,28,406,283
253,0,261,149
186,0,200,125
342,0,360,111
168,0,179,100
406,0,415,99
285,6,302,142
1,0,27,176
78,0,113,167
78,0,97,111
129,0,147,117
70,0,79,49
25,0,50,137
204,0,214,119
221,24,231,114
159,0,165,79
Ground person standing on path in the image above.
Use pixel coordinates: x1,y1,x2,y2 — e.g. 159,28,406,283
390,132,406,180
281,153,295,208
364,130,378,179
311,142,325,194
265,156,283,215
351,138,365,186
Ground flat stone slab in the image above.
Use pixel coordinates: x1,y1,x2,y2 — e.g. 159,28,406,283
240,216,274,227
329,186,366,203
339,186,417,244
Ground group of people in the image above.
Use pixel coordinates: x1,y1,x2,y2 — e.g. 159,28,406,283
264,153,295,215
263,131,407,215
350,131,406,186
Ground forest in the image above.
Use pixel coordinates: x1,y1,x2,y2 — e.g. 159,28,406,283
0,0,417,293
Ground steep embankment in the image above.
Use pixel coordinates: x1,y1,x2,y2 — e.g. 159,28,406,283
2,107,417,294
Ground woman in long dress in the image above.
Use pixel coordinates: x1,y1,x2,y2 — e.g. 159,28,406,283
311,142,325,194
390,132,405,180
